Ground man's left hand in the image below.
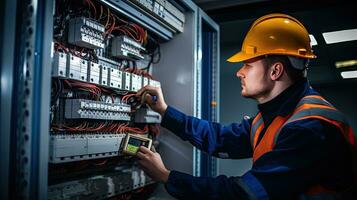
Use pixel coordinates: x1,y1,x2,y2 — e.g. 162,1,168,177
136,146,170,183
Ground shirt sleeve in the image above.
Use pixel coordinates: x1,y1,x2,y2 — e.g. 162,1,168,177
160,106,253,159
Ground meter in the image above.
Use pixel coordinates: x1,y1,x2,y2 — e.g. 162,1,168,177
122,133,152,155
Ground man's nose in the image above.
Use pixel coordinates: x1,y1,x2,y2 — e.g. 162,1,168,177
236,66,245,79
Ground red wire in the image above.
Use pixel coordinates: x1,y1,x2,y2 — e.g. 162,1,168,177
87,0,97,19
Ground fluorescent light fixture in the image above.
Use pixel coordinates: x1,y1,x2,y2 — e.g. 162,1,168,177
335,60,357,68
341,70,357,79
322,29,357,44
309,34,318,46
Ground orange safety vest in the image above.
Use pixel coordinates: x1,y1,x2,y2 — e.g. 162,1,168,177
250,94,357,196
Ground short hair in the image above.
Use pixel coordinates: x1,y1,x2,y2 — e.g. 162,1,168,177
263,55,307,82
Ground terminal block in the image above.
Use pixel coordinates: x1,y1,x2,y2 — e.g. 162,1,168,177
68,17,105,49
64,99,131,121
110,35,145,60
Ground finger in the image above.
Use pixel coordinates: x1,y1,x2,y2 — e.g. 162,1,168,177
141,92,151,104
144,93,156,105
137,160,149,169
136,85,157,97
137,159,146,166
139,146,153,155
136,151,147,160
136,86,148,97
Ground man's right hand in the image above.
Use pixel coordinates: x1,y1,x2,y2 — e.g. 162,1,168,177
136,85,168,116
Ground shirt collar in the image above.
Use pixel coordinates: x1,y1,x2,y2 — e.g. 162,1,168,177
257,79,309,125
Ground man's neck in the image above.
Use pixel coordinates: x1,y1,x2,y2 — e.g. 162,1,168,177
256,81,293,104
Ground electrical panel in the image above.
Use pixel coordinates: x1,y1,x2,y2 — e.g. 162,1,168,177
49,0,183,198
2,0,221,198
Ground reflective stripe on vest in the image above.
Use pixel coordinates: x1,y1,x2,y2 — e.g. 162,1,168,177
250,94,357,195
250,112,264,148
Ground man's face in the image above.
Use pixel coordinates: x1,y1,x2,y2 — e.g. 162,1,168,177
236,57,273,100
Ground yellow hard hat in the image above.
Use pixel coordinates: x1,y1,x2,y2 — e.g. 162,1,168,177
227,13,316,63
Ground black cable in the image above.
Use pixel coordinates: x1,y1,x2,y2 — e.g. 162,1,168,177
144,54,154,71
152,44,161,64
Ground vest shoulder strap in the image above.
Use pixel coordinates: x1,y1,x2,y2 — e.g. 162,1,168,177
273,95,351,145
251,112,264,148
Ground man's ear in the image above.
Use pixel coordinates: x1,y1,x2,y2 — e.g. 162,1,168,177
270,62,284,81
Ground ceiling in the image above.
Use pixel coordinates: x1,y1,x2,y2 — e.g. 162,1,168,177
193,0,357,86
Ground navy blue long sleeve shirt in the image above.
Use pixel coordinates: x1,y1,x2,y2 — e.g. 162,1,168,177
160,80,354,199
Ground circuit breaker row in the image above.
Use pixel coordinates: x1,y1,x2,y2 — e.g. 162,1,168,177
49,133,126,163
48,166,154,200
52,52,161,92
65,99,131,121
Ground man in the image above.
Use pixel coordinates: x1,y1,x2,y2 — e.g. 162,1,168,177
135,13,356,199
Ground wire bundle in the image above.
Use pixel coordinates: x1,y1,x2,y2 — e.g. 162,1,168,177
52,121,148,135
85,0,147,44
65,80,102,100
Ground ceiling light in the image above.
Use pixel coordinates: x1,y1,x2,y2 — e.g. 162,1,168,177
340,70,357,79
322,29,357,44
335,60,357,68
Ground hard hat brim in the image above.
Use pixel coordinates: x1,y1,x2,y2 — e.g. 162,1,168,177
227,51,317,63
226,51,259,63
